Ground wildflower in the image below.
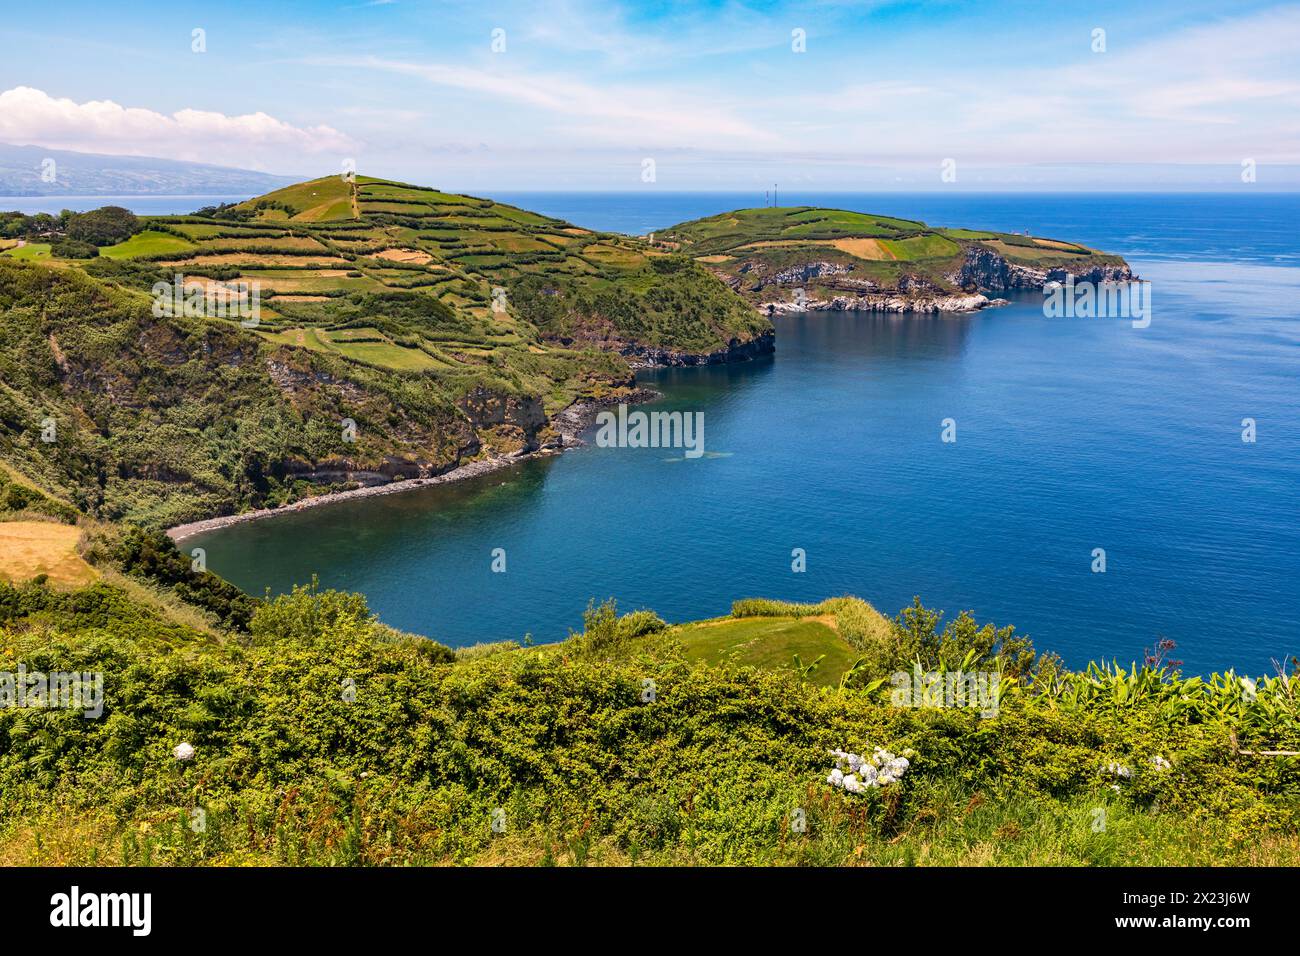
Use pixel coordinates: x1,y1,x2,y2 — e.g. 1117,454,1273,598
825,744,911,793
173,742,195,761
1151,755,1172,771
1104,762,1131,779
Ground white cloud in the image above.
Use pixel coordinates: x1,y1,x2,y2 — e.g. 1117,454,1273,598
314,55,782,151
0,86,359,170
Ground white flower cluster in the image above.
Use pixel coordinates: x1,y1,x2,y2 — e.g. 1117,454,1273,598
826,747,914,794
1104,762,1132,779
1151,755,1172,771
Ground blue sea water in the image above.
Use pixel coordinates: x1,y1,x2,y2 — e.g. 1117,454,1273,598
187,192,1300,673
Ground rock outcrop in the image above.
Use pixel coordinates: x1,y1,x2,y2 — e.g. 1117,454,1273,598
764,292,995,315
951,245,1134,292
620,330,776,368
758,245,1135,315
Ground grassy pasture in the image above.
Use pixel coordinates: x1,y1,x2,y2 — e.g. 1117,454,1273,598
237,176,356,221
1,243,50,259
674,615,857,688
99,230,196,259
878,234,961,260
0,521,96,588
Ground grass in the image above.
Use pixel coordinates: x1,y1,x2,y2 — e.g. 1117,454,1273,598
331,339,441,370
3,785,1294,866
257,326,441,371
1,242,50,260
0,520,97,587
674,615,857,687
879,234,961,260
99,230,195,259
237,176,356,222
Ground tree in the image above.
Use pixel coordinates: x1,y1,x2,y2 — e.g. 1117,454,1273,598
66,205,140,246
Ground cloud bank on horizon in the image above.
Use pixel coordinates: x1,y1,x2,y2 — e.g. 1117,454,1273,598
1,0,1298,190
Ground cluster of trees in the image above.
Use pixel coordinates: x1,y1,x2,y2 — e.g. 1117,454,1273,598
2,206,141,259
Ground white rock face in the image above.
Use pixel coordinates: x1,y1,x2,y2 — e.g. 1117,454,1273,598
763,292,995,315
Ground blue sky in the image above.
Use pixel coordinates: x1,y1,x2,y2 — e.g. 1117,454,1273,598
2,0,1298,190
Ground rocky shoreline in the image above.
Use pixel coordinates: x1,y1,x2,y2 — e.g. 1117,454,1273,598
621,329,776,368
749,247,1135,317
166,387,660,543
763,291,1002,315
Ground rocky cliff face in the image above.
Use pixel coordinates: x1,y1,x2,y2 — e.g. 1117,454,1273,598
764,292,995,315
280,381,555,486
757,246,1134,315
620,330,776,368
950,245,1134,292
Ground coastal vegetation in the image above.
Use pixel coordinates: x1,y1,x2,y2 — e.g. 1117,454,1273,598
0,569,1295,866
0,177,1135,532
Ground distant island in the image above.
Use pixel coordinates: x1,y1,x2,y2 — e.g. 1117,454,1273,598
0,142,297,197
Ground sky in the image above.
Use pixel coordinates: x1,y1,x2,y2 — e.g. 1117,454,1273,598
2,0,1298,191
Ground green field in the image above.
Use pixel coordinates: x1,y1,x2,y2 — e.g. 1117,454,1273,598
100,229,197,259
675,615,857,687
879,234,961,260
1,242,50,259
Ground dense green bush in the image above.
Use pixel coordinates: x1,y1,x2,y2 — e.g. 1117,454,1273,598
66,206,140,246
0,472,78,522
110,527,258,632
50,238,99,259
1,581,1296,866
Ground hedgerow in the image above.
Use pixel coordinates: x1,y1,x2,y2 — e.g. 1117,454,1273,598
1,583,1295,865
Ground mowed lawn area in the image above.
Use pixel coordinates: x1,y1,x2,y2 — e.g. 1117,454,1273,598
673,615,858,687
0,521,97,587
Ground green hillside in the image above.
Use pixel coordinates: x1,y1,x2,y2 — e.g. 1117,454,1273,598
0,176,773,527
659,206,1132,309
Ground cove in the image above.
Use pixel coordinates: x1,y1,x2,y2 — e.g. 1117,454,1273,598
188,194,1300,674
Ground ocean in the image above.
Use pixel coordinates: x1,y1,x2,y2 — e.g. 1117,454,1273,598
170,191,1299,673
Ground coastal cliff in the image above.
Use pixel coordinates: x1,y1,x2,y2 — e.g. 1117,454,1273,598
659,206,1135,317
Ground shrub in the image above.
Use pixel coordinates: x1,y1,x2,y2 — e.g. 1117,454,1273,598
617,609,667,639
50,239,99,259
